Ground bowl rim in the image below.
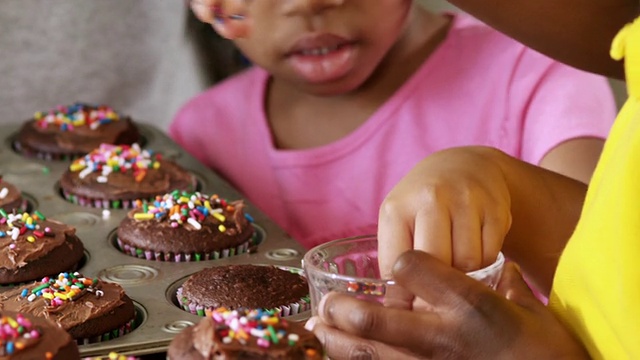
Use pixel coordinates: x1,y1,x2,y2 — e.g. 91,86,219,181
302,234,505,285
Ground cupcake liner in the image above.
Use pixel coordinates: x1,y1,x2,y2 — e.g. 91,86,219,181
116,237,251,262
62,189,138,209
76,315,137,345
13,141,81,161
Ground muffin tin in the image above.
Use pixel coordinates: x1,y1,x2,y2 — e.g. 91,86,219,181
0,123,309,357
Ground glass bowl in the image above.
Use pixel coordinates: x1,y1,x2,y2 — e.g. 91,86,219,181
302,235,505,314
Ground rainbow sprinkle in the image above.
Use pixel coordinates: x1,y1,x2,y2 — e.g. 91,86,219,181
34,103,120,131
20,272,101,308
0,211,52,242
209,308,307,349
69,143,160,183
132,191,252,233
82,352,138,360
0,313,41,356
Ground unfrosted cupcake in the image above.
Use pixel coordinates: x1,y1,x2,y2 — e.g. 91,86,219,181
116,191,255,262
59,143,197,208
0,211,85,285
14,102,141,161
177,265,310,318
167,308,323,360
0,272,136,345
0,178,27,214
0,310,81,359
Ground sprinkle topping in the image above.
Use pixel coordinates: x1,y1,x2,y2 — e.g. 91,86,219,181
83,352,138,360
0,313,41,356
210,308,300,348
0,211,52,243
132,191,252,233
19,272,102,308
69,143,161,183
34,103,120,131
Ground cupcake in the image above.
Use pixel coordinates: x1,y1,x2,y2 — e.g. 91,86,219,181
177,265,310,317
116,191,255,262
0,310,81,359
167,308,323,360
0,272,136,345
59,143,197,208
0,211,85,285
82,352,139,360
0,177,27,213
14,102,141,160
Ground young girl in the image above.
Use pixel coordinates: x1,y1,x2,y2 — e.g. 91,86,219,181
171,0,616,251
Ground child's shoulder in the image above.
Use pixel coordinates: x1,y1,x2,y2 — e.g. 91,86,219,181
448,12,526,50
446,12,556,67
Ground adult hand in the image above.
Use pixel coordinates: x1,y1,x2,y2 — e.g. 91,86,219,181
308,250,589,360
378,146,512,278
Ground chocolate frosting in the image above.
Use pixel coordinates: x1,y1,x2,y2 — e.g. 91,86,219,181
16,117,140,156
0,310,80,360
59,159,196,200
117,201,254,253
167,316,323,360
0,180,23,212
180,265,309,310
0,218,77,270
0,278,135,340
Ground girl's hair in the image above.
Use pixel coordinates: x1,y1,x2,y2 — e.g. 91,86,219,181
184,7,250,86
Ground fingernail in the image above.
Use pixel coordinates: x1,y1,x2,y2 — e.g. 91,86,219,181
317,293,330,319
304,316,318,331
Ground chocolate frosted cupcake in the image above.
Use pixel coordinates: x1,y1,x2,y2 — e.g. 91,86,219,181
59,143,197,208
177,265,310,317
0,177,27,213
14,102,141,160
82,352,139,360
116,191,255,262
167,308,323,360
0,272,136,345
0,211,85,285
0,310,81,359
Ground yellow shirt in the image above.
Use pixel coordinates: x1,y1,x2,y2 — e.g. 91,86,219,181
549,17,640,359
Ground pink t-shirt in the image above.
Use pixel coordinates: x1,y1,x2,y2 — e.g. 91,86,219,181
170,13,616,250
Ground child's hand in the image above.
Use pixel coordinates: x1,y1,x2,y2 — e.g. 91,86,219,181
190,0,246,24
378,146,512,279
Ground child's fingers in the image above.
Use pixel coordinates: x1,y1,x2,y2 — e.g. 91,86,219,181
413,201,453,266
481,209,511,267
190,0,217,24
377,201,414,279
451,207,483,272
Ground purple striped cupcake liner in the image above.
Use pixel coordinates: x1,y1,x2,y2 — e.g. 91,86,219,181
115,237,251,262
76,315,137,345
13,141,82,161
176,286,311,318
61,189,140,209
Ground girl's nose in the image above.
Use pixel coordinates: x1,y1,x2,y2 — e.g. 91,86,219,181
281,0,345,16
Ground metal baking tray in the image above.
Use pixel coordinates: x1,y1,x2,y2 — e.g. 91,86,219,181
0,123,309,357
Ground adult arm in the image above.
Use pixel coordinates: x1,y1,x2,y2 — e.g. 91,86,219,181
446,0,639,79
310,250,589,359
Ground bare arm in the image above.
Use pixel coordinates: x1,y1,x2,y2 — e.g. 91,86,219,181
539,138,605,184
447,0,639,79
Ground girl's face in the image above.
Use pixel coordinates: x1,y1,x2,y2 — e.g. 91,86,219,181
233,0,414,95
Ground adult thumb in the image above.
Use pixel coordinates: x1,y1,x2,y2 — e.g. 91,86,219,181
495,262,540,309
